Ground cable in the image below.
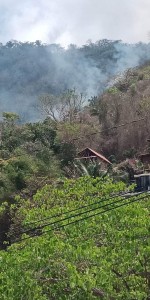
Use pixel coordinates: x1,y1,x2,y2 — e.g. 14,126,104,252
13,193,150,244
0,190,129,236
13,191,148,236
22,190,139,227
0,189,143,237
14,193,149,243
71,117,146,142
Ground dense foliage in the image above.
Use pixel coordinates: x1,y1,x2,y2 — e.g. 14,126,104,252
0,177,149,299
0,114,63,200
0,39,150,300
89,64,150,157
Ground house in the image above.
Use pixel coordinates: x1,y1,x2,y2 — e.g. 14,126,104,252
138,138,150,170
134,173,150,191
139,153,150,167
75,147,111,168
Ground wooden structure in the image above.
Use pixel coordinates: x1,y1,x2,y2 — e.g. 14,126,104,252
138,139,150,170
134,173,150,191
75,147,111,167
139,153,150,165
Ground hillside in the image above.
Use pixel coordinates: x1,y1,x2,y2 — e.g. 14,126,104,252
89,62,150,158
0,53,150,300
1,62,150,201
0,40,150,121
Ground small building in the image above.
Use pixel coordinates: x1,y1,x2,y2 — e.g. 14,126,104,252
75,147,111,168
134,173,150,191
139,153,150,165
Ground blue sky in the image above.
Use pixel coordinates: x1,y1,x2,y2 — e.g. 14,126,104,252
0,0,149,46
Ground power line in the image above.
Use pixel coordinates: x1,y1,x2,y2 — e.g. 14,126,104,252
13,193,150,244
14,193,149,243
71,117,146,142
13,191,148,237
22,190,140,227
0,190,125,236
0,189,143,237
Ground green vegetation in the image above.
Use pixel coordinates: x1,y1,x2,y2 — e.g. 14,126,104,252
0,177,149,299
1,45,150,299
0,115,62,201
107,87,119,95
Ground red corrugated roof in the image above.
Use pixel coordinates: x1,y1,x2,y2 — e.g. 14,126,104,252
78,148,111,164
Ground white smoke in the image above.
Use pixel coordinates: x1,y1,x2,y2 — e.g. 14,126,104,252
0,0,150,46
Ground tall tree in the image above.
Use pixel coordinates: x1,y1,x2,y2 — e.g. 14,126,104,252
39,89,86,123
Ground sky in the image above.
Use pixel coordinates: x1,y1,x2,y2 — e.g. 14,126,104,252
0,0,150,46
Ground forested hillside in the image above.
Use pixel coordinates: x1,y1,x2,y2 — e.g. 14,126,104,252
0,40,150,121
1,60,150,201
89,63,150,157
0,40,150,299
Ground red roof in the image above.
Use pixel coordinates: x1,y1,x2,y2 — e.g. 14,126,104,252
77,147,111,164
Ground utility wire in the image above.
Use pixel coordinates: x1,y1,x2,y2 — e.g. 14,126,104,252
13,193,150,244
0,190,129,236
71,117,146,142
13,191,148,236
0,189,143,237
14,193,149,243
22,190,141,227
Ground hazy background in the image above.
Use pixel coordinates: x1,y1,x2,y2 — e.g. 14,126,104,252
0,0,150,122
0,0,150,46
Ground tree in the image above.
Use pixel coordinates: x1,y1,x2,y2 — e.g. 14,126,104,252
39,89,86,123
2,112,20,125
